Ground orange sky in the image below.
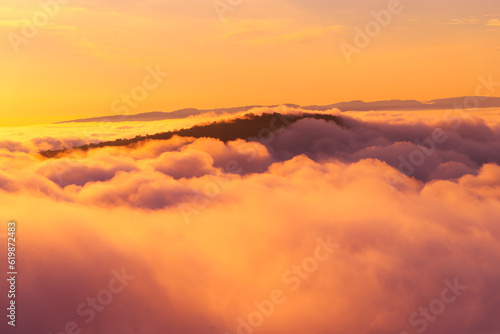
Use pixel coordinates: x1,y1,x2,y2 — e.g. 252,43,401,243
1,0,500,125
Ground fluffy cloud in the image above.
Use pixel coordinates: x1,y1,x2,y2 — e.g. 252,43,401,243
152,150,215,179
0,109,499,334
0,140,29,153
265,112,500,182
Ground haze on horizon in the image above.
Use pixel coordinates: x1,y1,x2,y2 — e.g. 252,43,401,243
1,0,500,125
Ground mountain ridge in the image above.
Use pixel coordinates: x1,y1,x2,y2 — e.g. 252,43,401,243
43,112,343,158
57,96,500,124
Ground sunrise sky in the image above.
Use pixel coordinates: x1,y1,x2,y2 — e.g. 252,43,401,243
2,3,500,332
1,0,500,125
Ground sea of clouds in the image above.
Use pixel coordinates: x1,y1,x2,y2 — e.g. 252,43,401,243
0,106,499,334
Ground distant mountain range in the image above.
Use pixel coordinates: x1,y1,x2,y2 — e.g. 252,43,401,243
57,96,500,124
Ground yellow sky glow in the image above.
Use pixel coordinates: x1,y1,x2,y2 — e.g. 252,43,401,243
1,0,499,125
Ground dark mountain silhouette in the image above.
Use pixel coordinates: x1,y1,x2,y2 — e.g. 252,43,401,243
41,112,343,158
57,96,500,124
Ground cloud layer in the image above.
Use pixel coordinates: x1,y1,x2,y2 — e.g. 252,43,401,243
0,107,500,334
